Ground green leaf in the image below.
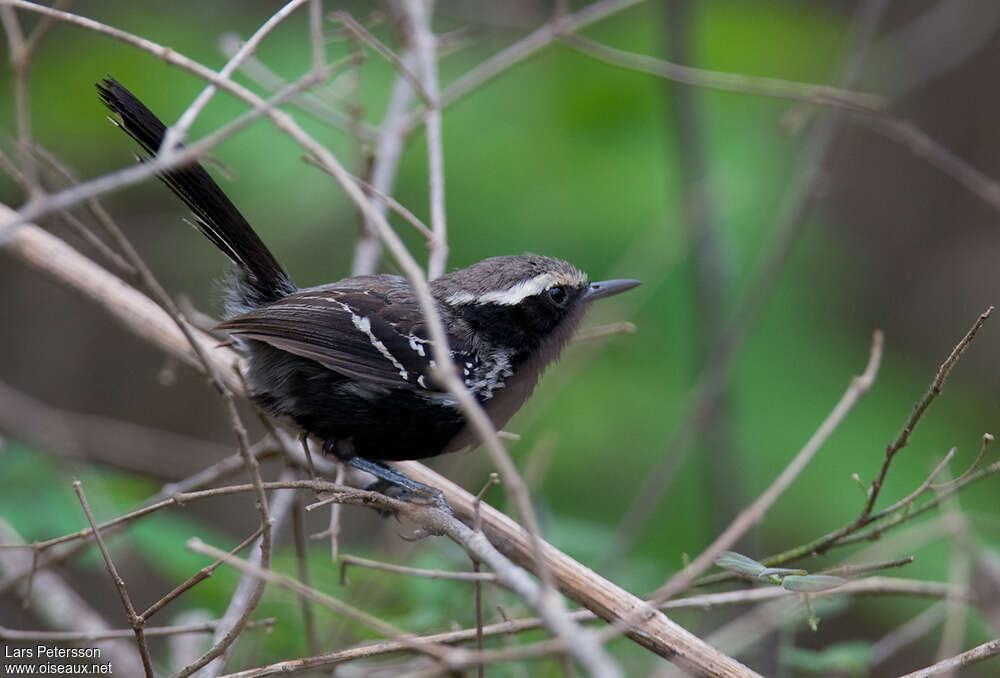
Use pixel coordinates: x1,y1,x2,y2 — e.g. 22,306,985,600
715,551,766,577
781,574,847,592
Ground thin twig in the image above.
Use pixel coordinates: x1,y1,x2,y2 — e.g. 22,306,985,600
858,115,1000,213
291,499,320,657
931,433,994,490
301,154,434,241
472,473,499,678
605,0,891,563
308,0,324,73
162,0,311,152
0,439,276,598
663,0,740,538
572,321,637,342
185,476,292,678
405,0,448,279
863,306,993,517
561,32,885,112
187,537,461,666
0,520,145,676
3,70,333,243
329,9,430,104
0,619,276,643
0,4,41,199
350,41,419,274
935,470,973,677
209,576,964,678
869,602,946,669
897,637,1000,678
140,527,264,622
339,553,497,582
820,555,915,578
73,480,154,678
218,32,378,140
400,0,652,133
327,462,345,562
647,330,883,605
0,149,137,276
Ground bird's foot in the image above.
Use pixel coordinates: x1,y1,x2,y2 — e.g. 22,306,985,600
347,457,450,512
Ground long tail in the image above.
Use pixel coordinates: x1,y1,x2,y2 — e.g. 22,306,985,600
96,76,294,309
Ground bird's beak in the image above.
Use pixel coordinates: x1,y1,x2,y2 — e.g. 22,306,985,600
583,278,641,301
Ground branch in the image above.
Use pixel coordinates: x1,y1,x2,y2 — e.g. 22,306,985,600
605,0,891,561
339,553,497,582
405,0,448,280
162,0,312,152
0,519,145,677
187,478,294,678
898,637,1000,678
560,33,885,112
73,481,154,677
863,306,993,517
211,576,964,678
0,619,275,643
648,331,883,604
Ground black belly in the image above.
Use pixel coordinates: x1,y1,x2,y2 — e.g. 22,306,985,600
245,342,467,461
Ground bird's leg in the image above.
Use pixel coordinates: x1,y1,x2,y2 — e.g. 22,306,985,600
346,457,448,509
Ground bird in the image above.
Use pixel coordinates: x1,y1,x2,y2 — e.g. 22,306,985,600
97,76,640,499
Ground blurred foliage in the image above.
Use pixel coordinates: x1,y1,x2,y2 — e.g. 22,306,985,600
2,0,999,675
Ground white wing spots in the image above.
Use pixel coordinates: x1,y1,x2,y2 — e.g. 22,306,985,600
292,294,416,383
407,334,428,357
445,270,589,307
350,314,409,382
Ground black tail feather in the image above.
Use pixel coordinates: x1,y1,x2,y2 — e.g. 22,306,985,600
96,76,294,307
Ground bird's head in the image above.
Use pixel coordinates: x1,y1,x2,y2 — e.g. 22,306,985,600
431,254,639,349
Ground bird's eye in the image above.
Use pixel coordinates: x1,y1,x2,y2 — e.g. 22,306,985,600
547,285,567,306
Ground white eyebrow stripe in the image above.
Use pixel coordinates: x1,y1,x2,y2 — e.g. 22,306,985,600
445,271,586,306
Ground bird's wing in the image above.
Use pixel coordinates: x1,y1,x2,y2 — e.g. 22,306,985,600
218,287,456,390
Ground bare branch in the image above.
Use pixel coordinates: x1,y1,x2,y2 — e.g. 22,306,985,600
898,637,1000,678
329,9,430,104
405,0,448,279
290,500,319,657
339,553,497,582
73,481,155,678
560,33,886,112
0,619,275,643
647,330,883,604
211,576,964,678
163,0,312,152
401,0,649,132
606,0,891,562
186,537,462,666
185,476,294,678
864,306,993,517
0,519,145,677
218,32,378,140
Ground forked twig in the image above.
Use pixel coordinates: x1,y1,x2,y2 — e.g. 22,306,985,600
73,481,155,678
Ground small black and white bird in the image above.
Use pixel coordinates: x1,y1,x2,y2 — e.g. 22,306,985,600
97,77,639,497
